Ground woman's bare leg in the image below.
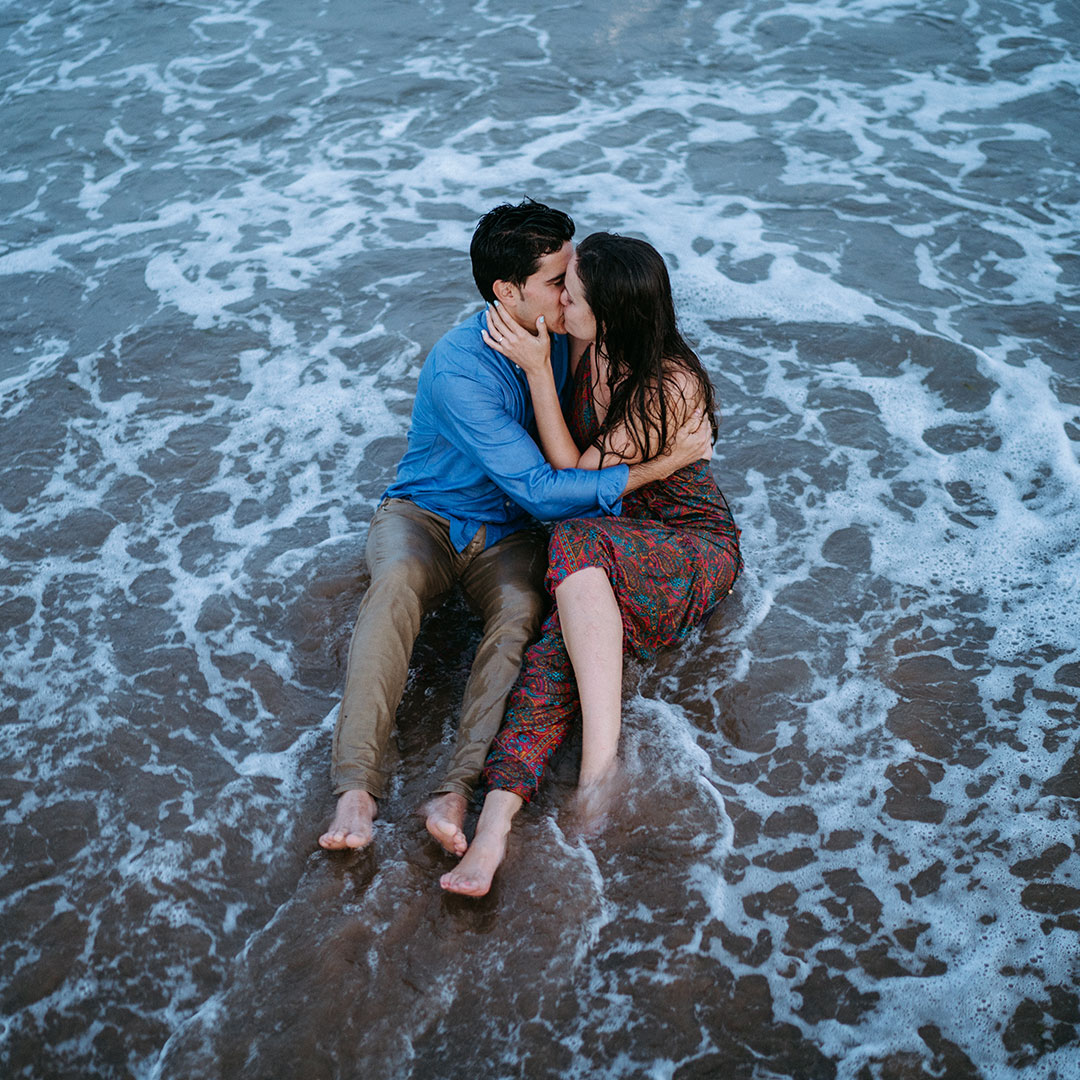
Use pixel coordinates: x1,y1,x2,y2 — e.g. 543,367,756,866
440,790,523,896
555,566,624,822
442,565,623,893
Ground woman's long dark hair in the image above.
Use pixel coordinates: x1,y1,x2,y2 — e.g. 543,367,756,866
575,232,717,463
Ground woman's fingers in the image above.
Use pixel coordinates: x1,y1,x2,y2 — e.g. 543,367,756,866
485,306,506,343
481,327,510,356
486,304,522,347
492,299,523,327
484,303,552,377
490,301,525,338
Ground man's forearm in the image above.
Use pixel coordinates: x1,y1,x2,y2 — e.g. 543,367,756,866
623,454,677,494
620,407,712,495
621,434,710,494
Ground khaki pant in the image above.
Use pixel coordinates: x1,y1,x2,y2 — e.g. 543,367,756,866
331,497,548,800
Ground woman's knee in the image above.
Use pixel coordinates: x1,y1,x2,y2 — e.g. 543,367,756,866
554,565,611,603
549,523,615,583
550,519,590,549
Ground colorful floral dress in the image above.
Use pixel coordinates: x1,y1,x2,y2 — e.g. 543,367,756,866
482,350,742,800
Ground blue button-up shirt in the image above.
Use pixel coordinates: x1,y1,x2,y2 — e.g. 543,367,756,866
385,310,628,551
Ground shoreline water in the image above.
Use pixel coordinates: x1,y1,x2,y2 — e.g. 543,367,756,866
2,0,1079,1077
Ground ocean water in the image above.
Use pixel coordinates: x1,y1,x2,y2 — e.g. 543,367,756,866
1,0,1078,1077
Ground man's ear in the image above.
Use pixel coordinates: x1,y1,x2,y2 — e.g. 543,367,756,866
492,279,518,305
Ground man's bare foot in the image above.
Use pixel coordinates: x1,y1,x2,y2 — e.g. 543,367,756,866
439,829,508,897
422,792,469,856
318,789,377,850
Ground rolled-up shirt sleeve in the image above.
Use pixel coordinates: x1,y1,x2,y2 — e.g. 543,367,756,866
431,368,627,521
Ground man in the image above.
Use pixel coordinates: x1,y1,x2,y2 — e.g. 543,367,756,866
319,200,709,854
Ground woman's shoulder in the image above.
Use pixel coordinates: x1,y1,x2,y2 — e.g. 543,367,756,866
658,361,705,409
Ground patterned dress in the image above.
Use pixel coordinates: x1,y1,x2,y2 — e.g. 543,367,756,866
482,349,742,800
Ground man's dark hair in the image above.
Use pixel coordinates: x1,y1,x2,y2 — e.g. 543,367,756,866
470,199,575,303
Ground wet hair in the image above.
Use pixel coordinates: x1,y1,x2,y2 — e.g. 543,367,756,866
574,232,718,462
470,199,575,303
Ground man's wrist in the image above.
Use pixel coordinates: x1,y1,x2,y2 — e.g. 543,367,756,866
623,456,669,494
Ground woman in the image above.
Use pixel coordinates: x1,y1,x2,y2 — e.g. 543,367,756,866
440,233,742,896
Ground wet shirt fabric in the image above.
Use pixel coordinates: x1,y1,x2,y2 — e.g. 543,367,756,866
385,311,630,551
484,350,743,799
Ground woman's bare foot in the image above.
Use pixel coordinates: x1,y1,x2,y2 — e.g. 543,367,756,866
570,767,623,837
439,790,522,897
422,792,469,855
318,789,377,850
439,829,508,897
